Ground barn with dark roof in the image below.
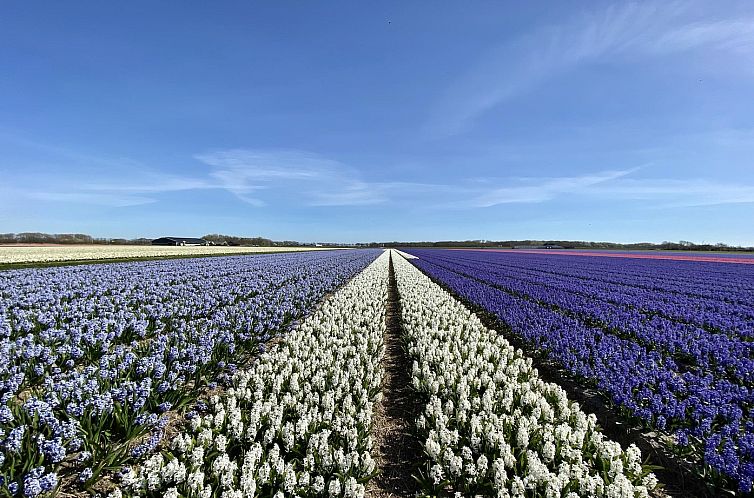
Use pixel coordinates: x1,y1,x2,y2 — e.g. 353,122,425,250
151,237,209,246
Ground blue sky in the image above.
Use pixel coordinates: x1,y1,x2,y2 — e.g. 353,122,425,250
2,1,754,244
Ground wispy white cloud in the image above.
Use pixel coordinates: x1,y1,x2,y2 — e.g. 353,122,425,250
5,147,361,208
17,172,216,208
194,150,754,210
652,19,754,54
186,149,460,208
472,169,637,207
593,178,754,207
26,192,155,207
427,2,754,137
194,149,352,206
468,169,754,209
308,182,387,206
197,150,332,181
84,176,214,194
309,181,463,207
8,145,754,211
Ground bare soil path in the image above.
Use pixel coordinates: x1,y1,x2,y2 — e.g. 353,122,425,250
367,252,422,498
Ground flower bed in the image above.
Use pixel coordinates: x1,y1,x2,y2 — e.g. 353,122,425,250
0,250,380,496
405,248,754,492
120,251,390,497
392,252,657,497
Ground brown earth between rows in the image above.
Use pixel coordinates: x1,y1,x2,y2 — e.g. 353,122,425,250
367,253,423,498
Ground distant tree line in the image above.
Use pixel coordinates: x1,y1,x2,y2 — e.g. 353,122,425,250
370,239,754,252
0,233,153,245
202,234,283,247
0,232,311,247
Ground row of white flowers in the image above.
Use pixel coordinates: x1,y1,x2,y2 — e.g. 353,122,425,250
391,251,658,498
117,251,390,498
393,249,418,260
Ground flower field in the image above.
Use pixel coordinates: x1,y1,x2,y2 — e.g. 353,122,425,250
0,246,748,496
0,250,379,496
393,255,656,497
404,248,754,493
0,246,332,266
123,250,390,497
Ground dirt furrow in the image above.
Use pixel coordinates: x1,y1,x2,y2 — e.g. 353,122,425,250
367,252,422,498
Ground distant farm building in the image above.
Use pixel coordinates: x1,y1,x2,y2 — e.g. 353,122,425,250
151,237,209,246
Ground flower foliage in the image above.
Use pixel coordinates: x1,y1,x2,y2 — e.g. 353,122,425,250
405,248,754,492
392,252,657,497
120,251,390,497
0,250,380,496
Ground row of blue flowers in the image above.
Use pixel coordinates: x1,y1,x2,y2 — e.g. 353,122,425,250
439,250,754,337
422,251,754,382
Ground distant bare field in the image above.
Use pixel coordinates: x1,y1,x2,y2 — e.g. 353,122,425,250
0,244,332,265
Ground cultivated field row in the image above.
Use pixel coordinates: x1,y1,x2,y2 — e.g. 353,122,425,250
0,246,335,266
2,248,748,496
